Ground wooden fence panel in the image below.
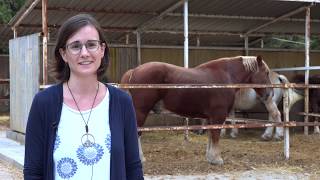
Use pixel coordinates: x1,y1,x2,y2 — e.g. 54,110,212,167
9,33,40,133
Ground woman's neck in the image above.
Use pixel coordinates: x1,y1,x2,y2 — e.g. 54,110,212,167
67,76,99,96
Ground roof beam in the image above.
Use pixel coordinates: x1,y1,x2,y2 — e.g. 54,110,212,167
143,29,320,36
14,24,320,36
136,0,186,32
33,7,320,24
249,38,264,46
17,23,135,32
9,0,41,29
33,7,157,16
167,13,320,23
276,0,319,3
244,5,311,35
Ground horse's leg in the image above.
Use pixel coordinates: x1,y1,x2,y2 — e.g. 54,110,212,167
262,113,274,140
229,108,239,138
219,121,227,137
197,119,207,135
262,96,282,140
136,109,149,163
312,102,320,134
137,136,145,162
133,90,162,163
206,129,223,165
314,117,320,134
206,112,226,165
221,106,238,138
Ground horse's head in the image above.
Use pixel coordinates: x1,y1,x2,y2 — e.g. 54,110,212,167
248,56,273,102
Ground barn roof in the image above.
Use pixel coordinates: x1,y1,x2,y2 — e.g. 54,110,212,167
1,0,320,48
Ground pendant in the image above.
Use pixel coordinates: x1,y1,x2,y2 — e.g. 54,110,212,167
81,133,95,147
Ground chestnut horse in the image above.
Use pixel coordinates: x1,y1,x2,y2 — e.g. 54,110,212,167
121,56,273,165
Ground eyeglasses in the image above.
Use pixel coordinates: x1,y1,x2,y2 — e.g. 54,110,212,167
65,40,102,55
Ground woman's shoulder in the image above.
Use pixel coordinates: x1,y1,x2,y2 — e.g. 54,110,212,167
105,83,132,102
33,83,63,102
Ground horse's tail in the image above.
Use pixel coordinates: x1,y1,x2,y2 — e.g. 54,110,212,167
277,74,304,109
120,69,135,94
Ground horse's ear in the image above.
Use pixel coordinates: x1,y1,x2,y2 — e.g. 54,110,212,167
257,55,263,66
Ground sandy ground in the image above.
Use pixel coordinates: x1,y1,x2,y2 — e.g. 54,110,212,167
1,115,320,179
0,161,23,180
142,129,320,178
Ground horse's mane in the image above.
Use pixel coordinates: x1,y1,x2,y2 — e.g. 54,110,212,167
240,56,269,72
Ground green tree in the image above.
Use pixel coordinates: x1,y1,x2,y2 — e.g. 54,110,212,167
0,0,25,23
263,35,319,50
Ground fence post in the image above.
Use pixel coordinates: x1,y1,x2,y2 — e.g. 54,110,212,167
283,86,290,159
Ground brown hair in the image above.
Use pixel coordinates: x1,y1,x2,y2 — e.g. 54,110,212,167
53,14,109,82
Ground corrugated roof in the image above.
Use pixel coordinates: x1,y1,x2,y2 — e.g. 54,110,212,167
1,0,320,48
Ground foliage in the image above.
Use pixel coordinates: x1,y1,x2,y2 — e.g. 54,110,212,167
0,0,25,23
263,35,320,50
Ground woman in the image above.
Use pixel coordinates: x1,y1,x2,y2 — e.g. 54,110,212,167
24,14,144,180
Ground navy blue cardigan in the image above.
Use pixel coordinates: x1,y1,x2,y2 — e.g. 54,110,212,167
24,83,144,180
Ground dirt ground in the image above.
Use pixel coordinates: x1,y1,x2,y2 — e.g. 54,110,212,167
0,161,23,180
141,129,320,177
1,115,319,179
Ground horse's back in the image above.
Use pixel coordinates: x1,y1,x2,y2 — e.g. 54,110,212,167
120,69,133,83
122,62,172,84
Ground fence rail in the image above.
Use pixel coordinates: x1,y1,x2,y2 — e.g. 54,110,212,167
139,121,320,132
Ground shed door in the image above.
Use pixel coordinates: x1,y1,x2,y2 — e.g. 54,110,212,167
9,33,40,133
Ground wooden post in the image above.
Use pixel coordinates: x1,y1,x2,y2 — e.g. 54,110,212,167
42,0,48,85
304,7,310,135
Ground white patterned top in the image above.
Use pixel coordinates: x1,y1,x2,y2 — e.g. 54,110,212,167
54,90,111,180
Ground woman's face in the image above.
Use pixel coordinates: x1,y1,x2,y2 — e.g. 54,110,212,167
59,25,105,79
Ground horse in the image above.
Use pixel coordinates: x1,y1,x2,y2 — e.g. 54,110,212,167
293,74,320,134
120,56,274,165
220,71,303,140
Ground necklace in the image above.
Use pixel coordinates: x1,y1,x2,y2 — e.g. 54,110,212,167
66,81,99,147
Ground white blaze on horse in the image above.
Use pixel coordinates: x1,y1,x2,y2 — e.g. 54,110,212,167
121,56,274,165
220,71,303,140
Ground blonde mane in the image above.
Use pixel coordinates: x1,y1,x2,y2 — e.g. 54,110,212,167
239,56,269,72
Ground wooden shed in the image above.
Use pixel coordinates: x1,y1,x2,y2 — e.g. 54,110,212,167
3,0,320,143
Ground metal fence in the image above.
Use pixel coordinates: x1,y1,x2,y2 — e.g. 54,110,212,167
117,83,320,159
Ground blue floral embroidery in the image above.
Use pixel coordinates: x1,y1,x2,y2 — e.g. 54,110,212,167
105,134,111,153
77,143,104,165
54,135,61,151
57,157,77,179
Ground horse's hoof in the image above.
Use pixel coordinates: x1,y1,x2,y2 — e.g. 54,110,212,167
273,135,283,141
220,130,226,137
193,130,205,135
206,153,224,165
261,133,273,141
207,157,224,165
230,132,238,138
